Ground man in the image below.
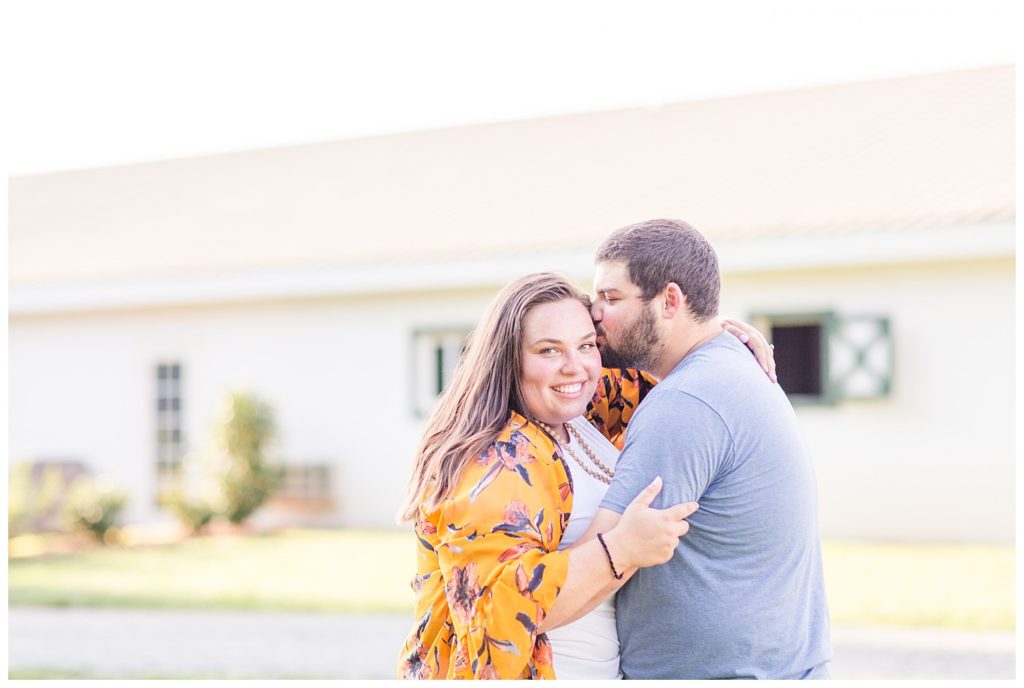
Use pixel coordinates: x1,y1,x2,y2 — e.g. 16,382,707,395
585,218,832,679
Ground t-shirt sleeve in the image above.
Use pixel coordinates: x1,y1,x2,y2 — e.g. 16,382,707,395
600,389,734,513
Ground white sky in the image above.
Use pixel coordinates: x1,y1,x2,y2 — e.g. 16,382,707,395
4,0,1018,175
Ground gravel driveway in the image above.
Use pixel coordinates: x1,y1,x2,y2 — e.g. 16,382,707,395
7,607,1015,679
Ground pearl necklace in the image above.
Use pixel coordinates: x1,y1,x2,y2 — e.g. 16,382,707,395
536,420,616,485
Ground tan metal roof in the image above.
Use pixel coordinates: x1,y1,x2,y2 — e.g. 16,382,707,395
9,65,1013,287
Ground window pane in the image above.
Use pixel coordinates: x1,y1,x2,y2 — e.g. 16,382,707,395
771,324,822,396
155,360,185,485
415,329,472,416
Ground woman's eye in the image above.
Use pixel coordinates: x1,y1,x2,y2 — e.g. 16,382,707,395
579,343,596,351
541,347,559,355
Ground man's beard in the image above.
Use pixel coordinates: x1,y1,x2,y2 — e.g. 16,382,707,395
597,303,663,373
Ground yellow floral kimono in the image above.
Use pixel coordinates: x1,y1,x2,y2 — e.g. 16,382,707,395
398,368,654,680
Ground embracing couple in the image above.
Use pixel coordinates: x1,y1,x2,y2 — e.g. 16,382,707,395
398,219,832,680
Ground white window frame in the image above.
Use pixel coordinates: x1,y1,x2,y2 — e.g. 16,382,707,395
411,327,472,417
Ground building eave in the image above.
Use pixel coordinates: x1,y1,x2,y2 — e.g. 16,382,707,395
8,222,1014,316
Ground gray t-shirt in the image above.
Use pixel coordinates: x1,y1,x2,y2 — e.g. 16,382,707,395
600,332,832,679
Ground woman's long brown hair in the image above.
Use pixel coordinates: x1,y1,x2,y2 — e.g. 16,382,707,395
397,273,590,522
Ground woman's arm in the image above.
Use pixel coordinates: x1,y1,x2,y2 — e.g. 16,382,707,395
537,477,696,633
433,458,570,679
544,563,637,631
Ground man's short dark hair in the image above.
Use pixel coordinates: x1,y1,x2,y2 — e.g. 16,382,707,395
596,218,720,322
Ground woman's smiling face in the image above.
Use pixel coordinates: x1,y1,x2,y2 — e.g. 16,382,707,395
519,298,601,427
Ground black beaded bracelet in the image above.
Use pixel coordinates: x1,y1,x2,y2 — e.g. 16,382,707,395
596,532,624,580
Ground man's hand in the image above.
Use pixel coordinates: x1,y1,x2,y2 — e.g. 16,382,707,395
602,476,698,569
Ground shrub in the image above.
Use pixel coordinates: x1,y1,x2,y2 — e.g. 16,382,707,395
158,452,224,535
8,461,63,537
159,489,217,535
64,475,128,542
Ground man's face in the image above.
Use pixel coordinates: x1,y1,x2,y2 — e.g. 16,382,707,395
591,261,664,372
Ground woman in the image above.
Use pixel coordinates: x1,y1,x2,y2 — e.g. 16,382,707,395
396,273,772,680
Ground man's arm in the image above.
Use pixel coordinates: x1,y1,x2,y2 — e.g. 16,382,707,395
543,391,727,631
537,485,696,633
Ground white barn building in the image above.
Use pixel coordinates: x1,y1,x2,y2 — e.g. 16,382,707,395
9,65,1013,542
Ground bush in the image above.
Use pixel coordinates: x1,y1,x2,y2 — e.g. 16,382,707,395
64,475,128,542
8,461,63,537
159,489,217,535
158,452,224,535
210,392,278,525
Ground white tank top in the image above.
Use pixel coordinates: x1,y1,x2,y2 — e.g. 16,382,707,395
546,416,623,680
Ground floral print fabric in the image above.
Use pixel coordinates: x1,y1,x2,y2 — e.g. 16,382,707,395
399,368,654,680
585,367,657,450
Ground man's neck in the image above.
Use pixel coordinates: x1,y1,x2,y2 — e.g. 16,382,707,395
651,320,722,380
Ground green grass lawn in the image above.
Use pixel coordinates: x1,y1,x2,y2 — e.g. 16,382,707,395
9,529,417,613
822,540,1014,630
8,529,1015,630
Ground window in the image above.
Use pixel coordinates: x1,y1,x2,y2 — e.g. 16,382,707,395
155,362,184,480
272,463,333,503
750,312,892,405
412,328,472,415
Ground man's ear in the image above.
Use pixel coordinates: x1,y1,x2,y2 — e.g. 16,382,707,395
661,282,688,319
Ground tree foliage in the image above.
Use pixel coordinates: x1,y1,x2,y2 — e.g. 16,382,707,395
212,392,278,525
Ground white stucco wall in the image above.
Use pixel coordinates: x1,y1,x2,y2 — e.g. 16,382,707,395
721,257,1015,543
8,288,498,527
8,256,1014,542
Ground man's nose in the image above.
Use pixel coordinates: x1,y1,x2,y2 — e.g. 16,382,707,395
591,300,604,321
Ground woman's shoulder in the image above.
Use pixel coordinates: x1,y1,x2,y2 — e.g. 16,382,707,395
597,367,658,388
470,411,562,484
495,411,554,452
439,412,571,521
